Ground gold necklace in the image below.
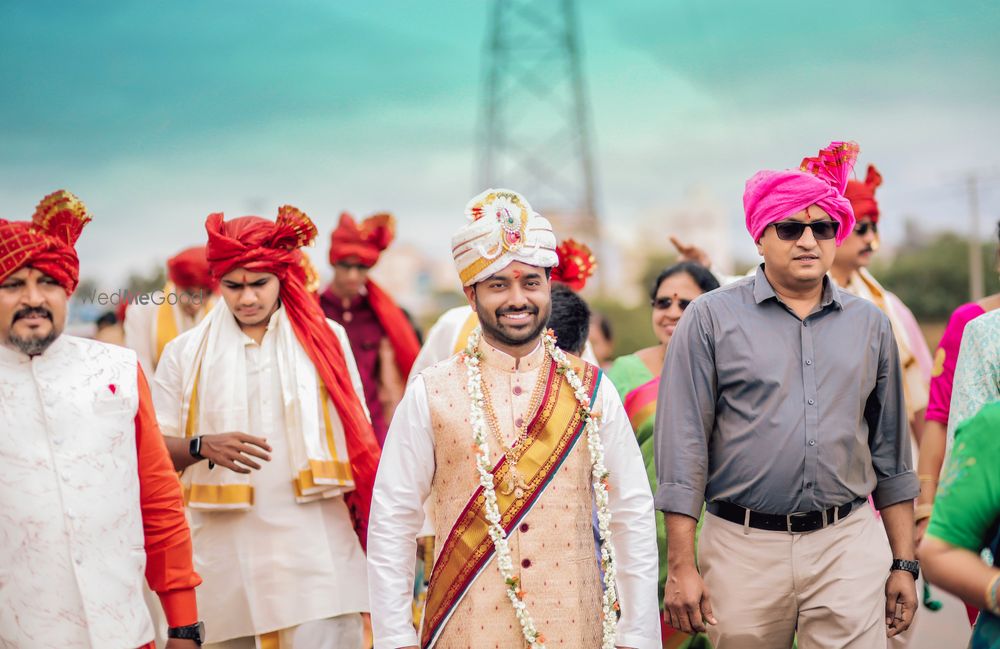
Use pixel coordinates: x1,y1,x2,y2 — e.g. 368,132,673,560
479,351,549,500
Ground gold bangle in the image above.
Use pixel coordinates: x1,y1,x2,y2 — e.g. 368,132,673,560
914,503,934,522
918,474,938,484
985,572,1000,615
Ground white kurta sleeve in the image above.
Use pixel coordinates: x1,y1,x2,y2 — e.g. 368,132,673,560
151,337,185,439
368,375,436,649
598,379,662,649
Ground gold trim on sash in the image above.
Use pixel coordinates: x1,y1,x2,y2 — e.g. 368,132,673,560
154,283,180,368
259,630,281,649
420,356,600,648
184,362,201,439
452,311,481,355
185,483,254,507
293,381,356,497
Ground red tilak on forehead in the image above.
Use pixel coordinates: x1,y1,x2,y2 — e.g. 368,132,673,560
241,273,248,284
513,269,522,279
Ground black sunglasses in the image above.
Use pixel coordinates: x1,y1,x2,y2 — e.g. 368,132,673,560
772,220,839,241
854,222,878,236
651,296,691,311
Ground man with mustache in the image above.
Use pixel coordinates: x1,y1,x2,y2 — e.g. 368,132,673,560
367,189,660,648
0,191,203,648
152,206,380,648
829,165,933,447
657,143,919,648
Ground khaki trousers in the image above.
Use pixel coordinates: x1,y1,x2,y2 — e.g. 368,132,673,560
203,614,364,649
699,504,893,649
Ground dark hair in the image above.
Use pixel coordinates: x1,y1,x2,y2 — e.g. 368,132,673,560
650,261,720,301
95,310,118,330
549,284,591,355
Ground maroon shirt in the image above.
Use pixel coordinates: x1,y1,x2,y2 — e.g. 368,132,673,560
319,288,389,444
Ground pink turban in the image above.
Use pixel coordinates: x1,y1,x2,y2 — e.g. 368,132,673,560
744,141,859,245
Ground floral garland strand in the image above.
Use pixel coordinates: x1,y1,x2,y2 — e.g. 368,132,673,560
462,327,619,649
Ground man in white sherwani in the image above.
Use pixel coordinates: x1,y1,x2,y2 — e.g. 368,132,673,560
0,190,203,649
154,205,383,649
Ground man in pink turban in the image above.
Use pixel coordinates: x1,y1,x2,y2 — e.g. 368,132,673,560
658,142,919,648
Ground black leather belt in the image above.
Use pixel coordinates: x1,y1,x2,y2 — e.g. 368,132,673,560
707,498,863,533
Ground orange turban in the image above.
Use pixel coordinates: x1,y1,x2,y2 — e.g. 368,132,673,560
0,190,91,294
328,212,395,267
845,164,883,222
167,245,215,290
205,206,381,548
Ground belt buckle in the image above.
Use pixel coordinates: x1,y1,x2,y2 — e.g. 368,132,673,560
785,511,813,534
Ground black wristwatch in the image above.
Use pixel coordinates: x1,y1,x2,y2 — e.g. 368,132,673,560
891,558,920,580
168,621,205,645
189,436,204,460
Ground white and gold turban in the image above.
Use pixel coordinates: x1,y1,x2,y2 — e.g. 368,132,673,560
451,188,558,286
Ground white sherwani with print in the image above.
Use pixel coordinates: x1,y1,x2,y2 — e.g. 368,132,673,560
0,336,152,648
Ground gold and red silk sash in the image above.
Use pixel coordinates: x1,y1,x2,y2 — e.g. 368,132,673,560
420,355,602,649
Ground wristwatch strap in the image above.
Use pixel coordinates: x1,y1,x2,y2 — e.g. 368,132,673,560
189,436,203,460
168,621,205,645
891,558,920,580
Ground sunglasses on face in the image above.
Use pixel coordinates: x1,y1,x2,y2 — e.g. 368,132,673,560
853,222,878,236
772,220,839,241
651,296,691,311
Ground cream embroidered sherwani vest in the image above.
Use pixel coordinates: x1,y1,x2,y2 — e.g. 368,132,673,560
421,342,602,648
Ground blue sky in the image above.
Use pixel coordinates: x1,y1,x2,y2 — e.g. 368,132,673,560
2,1,998,286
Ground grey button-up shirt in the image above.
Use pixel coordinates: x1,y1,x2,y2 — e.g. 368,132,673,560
654,265,918,519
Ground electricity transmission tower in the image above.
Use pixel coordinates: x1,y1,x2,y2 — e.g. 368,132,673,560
477,0,600,246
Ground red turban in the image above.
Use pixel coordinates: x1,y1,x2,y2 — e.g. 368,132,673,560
327,211,418,378
552,238,597,291
205,206,381,548
744,141,859,245
845,164,883,222
328,212,395,267
0,190,91,294
167,245,216,290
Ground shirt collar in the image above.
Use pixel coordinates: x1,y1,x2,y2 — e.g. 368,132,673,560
479,336,546,372
753,264,843,311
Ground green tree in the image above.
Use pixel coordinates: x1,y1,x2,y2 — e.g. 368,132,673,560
873,233,999,321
